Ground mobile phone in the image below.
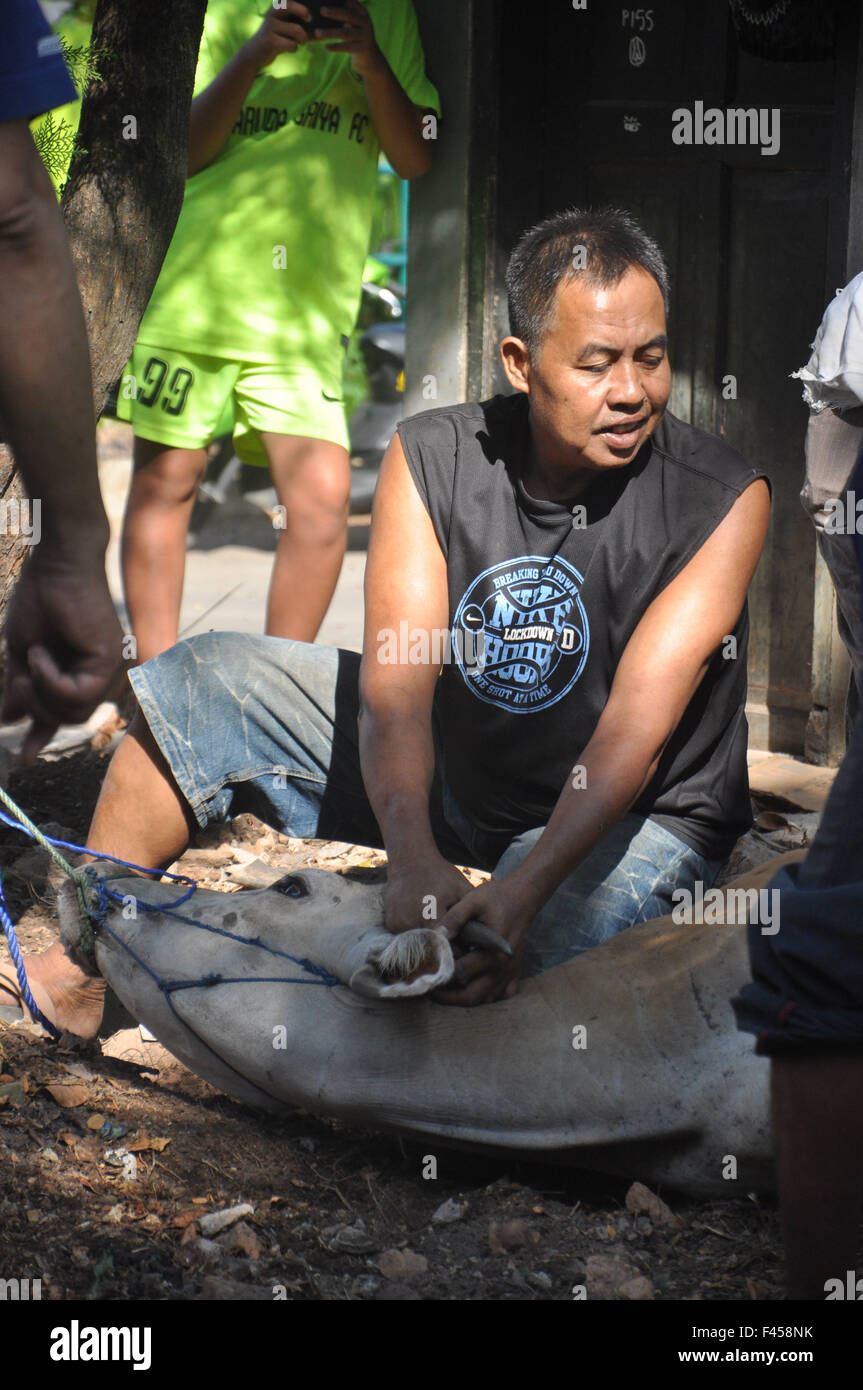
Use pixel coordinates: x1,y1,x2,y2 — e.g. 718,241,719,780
296,1,343,32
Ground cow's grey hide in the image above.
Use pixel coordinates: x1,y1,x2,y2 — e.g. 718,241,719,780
57,853,802,1195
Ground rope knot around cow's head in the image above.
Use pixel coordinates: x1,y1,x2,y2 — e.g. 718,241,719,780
71,864,133,969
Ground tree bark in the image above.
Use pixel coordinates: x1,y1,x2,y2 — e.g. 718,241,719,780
0,0,208,625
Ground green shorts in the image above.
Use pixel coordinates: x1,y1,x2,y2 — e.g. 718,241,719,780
115,344,349,466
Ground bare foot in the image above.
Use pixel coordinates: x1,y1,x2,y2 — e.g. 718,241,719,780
7,943,106,1039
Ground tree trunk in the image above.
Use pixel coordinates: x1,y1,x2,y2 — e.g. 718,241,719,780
0,0,208,625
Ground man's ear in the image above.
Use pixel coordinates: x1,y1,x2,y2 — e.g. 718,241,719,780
499,336,531,395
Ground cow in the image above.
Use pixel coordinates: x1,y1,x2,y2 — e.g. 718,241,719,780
57,853,801,1196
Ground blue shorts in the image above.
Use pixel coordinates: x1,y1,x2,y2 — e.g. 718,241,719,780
0,0,76,122
129,632,725,976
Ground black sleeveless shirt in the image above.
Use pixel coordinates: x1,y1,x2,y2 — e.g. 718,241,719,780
397,393,767,860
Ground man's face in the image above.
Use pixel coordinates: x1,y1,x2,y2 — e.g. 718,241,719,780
504,266,671,482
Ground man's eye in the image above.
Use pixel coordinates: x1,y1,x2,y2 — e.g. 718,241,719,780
640,357,664,368
581,364,609,374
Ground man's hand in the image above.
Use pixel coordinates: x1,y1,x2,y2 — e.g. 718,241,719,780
0,120,120,743
315,3,385,78
384,855,473,935
242,3,312,68
1,548,123,764
433,879,535,1007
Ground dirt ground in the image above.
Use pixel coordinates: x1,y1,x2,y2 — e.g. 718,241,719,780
0,744,791,1303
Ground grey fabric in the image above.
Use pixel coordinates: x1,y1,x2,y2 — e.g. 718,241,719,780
800,403,863,731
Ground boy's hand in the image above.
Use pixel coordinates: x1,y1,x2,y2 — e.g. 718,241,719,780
315,2,385,78
243,3,312,67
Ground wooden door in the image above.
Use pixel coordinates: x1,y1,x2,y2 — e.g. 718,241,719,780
482,0,860,754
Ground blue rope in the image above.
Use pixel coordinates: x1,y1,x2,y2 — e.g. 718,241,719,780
92,875,338,985
162,975,333,991
84,892,332,1104
0,809,197,900
0,805,337,1042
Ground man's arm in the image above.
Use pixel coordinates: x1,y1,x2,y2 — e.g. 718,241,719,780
438,478,771,1004
188,3,312,176
0,119,121,760
360,434,473,931
318,3,433,178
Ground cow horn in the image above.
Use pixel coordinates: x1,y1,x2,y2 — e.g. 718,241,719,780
458,919,513,957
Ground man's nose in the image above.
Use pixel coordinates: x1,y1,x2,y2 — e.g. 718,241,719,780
608,359,646,404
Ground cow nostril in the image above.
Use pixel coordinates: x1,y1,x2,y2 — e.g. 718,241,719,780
271,874,310,900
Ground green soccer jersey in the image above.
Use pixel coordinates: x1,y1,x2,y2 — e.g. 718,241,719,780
136,0,439,365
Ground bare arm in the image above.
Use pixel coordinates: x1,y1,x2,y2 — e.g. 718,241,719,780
188,3,312,176
317,3,434,178
359,55,432,179
0,121,108,559
509,479,771,905
438,478,771,1003
0,121,123,758
360,434,471,928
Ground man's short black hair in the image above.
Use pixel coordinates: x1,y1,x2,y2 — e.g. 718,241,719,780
505,206,670,357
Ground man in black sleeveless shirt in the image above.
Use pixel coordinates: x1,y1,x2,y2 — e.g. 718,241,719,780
356,209,769,1003
2,207,770,1034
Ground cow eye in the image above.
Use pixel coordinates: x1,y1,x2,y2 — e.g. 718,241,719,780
272,874,310,899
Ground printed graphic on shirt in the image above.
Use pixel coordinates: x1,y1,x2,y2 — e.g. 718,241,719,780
452,555,589,713
231,101,370,141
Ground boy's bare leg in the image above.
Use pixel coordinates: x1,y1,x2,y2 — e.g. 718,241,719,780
262,433,350,641
2,713,195,1038
121,437,208,664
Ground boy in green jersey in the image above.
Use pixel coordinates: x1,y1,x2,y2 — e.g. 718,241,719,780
116,0,438,660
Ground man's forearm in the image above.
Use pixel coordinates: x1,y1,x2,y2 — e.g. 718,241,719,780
358,707,439,866
0,127,109,564
188,44,264,175
361,57,432,179
505,720,667,912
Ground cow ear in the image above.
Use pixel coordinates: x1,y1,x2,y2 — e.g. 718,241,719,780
347,964,397,999
348,929,455,999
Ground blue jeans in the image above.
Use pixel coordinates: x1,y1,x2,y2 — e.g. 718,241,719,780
129,632,726,977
